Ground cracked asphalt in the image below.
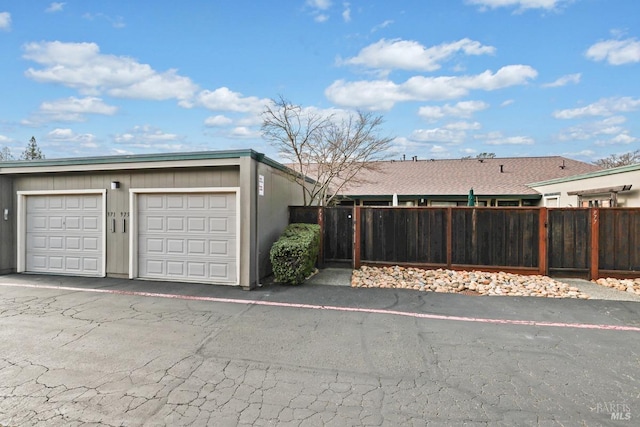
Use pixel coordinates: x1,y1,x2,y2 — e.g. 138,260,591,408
0,273,638,426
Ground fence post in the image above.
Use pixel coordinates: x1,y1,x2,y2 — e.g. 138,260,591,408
353,205,361,269
590,208,599,280
317,207,325,268
539,208,548,276
446,207,452,269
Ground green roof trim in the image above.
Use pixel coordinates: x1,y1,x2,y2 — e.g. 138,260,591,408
0,149,297,174
529,162,640,187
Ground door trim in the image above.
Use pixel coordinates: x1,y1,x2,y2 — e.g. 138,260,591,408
129,187,241,285
17,190,107,276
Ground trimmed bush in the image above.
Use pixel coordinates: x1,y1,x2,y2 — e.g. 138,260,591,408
270,223,321,285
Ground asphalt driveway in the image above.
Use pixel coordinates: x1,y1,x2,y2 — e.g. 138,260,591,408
0,273,638,426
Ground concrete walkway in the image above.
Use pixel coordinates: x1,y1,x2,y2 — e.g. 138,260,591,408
306,267,640,302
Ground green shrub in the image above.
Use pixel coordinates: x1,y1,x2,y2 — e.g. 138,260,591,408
270,223,321,285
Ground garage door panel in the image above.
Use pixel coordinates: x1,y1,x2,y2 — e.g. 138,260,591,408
168,217,186,231
26,194,103,277
83,217,99,230
49,197,64,209
210,240,232,256
146,216,164,231
138,192,237,284
141,238,164,253
210,263,230,279
50,217,64,229
66,216,81,229
83,237,99,251
82,197,98,209
208,194,229,209
187,195,205,209
166,239,185,254
50,236,64,249
66,197,81,209
187,239,206,255
65,237,80,250
188,217,206,232
166,261,185,276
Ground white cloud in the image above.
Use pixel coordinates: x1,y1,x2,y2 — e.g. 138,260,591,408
371,20,394,33
326,65,537,110
39,97,118,121
466,0,572,12
0,12,11,31
204,115,233,127
307,0,332,22
586,38,640,65
418,100,489,120
476,131,534,145
342,2,351,22
47,128,98,148
230,126,261,139
83,13,125,29
444,121,482,131
500,99,515,107
113,125,185,151
307,0,331,9
553,97,640,119
542,73,581,88
342,38,495,72
46,3,65,13
0,135,12,143
557,116,637,146
411,128,467,144
23,41,197,101
430,145,448,154
193,87,269,114
608,133,638,144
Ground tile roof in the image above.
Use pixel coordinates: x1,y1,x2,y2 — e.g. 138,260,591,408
336,156,602,197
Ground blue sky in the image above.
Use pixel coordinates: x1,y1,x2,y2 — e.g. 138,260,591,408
0,0,639,163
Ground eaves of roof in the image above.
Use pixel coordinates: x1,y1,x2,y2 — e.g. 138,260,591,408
0,149,295,176
528,162,640,187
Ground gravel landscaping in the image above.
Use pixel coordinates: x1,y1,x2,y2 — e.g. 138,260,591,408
351,265,640,299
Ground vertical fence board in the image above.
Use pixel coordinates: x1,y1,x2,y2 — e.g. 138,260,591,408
289,206,638,279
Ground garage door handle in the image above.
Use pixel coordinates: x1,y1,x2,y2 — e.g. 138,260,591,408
111,219,116,233
122,218,126,233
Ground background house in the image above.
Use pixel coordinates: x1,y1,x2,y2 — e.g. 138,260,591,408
334,156,601,207
0,150,303,289
530,162,639,207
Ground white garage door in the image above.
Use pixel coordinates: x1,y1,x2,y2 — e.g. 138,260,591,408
137,192,237,284
25,194,104,276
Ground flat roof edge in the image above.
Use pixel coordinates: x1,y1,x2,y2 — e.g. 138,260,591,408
0,149,291,173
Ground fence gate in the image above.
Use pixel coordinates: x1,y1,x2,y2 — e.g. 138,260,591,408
547,209,591,279
323,207,353,263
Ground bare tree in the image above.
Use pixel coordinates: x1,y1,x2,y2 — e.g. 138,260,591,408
262,97,393,206
0,146,13,161
594,149,640,169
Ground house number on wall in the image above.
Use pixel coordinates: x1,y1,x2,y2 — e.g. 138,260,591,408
107,212,129,233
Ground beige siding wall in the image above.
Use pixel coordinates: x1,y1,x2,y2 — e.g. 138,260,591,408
256,162,305,281
532,168,640,207
0,176,15,273
13,167,240,278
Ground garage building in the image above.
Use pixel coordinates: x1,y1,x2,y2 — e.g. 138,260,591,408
0,150,303,289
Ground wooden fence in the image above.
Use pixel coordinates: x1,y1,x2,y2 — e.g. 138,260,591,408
289,206,640,280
